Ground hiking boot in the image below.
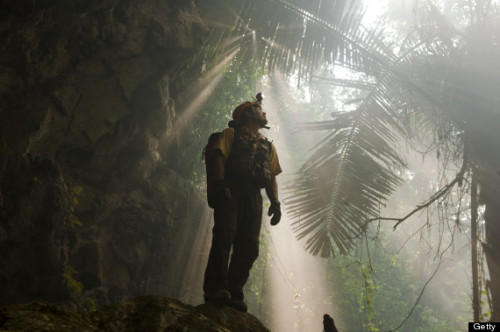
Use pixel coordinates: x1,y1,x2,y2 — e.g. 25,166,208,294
205,289,231,306
228,300,248,312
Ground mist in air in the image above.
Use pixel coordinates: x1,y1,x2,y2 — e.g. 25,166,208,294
181,0,499,330
4,0,500,330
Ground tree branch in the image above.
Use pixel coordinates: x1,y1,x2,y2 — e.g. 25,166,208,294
364,158,468,231
388,247,447,332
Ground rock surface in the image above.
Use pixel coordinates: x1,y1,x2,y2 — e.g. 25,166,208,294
1,0,211,308
0,296,270,332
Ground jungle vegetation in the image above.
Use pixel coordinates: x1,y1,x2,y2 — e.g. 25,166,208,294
188,0,500,329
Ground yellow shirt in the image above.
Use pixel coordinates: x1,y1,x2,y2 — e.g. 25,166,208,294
215,127,282,176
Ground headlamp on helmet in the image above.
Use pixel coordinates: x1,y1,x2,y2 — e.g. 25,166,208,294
228,93,267,128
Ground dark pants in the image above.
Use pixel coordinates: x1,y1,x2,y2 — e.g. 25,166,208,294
203,181,263,301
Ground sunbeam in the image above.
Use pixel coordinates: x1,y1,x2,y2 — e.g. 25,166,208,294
258,76,342,332
165,47,240,145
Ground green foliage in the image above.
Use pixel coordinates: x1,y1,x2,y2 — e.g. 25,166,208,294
69,213,82,228
61,265,96,313
62,265,83,301
73,185,84,197
326,235,469,331
69,185,83,229
189,0,496,326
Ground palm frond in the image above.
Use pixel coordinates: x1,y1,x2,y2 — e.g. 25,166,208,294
312,76,375,90
285,3,500,258
285,97,406,257
196,0,397,79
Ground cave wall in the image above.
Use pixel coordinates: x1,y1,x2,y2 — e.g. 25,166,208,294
0,0,211,308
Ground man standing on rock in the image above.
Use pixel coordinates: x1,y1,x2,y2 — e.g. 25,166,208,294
203,94,282,312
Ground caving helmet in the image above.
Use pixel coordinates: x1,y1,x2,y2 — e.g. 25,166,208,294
228,93,266,128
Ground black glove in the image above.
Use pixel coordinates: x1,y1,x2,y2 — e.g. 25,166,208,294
214,180,231,205
268,200,281,225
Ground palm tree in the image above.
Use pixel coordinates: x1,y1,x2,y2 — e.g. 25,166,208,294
287,0,500,319
196,0,500,320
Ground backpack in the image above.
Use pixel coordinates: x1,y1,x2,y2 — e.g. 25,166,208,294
203,132,221,208
202,129,273,208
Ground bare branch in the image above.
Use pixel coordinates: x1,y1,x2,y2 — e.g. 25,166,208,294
364,158,468,231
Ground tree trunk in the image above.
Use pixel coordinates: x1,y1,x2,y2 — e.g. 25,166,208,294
481,186,500,321
471,173,480,321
